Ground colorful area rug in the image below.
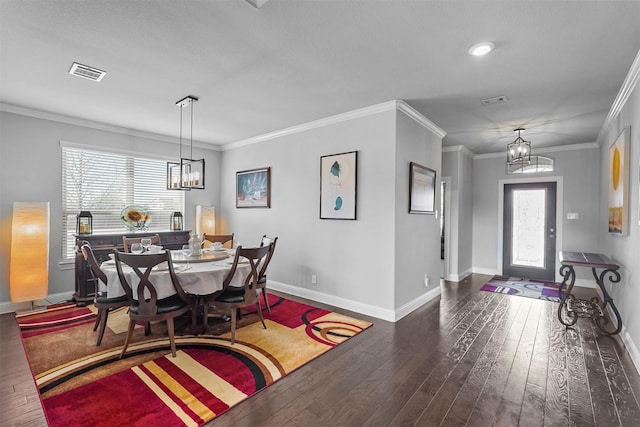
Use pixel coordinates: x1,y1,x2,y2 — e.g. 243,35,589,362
480,275,563,302
16,294,372,426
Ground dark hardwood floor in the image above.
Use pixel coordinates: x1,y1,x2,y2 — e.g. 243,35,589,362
2,274,640,426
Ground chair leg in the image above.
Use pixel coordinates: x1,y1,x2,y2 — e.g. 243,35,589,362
119,319,136,359
256,299,267,330
202,299,209,332
93,308,102,331
167,318,177,357
191,297,198,334
230,307,237,345
95,309,109,346
144,321,151,336
262,288,271,313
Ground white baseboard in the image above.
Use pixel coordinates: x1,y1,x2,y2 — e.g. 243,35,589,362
268,280,441,322
393,285,442,321
0,291,75,315
594,287,640,376
446,269,472,282
472,267,499,276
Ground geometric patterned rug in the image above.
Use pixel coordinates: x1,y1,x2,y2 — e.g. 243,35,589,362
480,275,563,302
16,293,372,426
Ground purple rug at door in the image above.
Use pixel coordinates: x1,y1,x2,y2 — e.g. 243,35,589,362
480,275,563,302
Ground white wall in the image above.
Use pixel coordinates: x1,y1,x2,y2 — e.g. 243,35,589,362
220,103,444,320
442,147,474,281
471,146,601,280
394,111,442,308
442,150,460,279
220,109,398,316
597,52,640,370
0,111,221,306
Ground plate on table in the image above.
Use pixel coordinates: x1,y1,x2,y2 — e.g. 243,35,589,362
153,263,190,272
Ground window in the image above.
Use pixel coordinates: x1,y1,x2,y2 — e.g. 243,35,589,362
507,155,554,174
61,144,185,259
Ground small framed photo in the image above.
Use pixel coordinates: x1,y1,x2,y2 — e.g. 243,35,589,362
320,151,357,220
409,162,436,214
236,167,271,208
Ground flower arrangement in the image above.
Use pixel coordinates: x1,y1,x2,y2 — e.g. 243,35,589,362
120,206,151,231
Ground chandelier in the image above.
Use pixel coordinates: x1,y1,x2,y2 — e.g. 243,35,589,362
507,128,531,165
167,95,205,190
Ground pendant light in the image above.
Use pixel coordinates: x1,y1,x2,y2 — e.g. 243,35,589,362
167,95,205,190
507,128,532,165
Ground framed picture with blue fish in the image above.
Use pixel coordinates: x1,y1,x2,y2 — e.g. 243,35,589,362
320,151,357,220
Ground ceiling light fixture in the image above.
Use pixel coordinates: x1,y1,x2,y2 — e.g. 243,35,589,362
507,128,532,165
167,95,205,190
468,42,494,56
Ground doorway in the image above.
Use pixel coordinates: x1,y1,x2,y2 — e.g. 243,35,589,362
503,182,557,280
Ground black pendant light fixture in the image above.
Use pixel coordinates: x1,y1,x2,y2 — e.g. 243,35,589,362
167,95,205,190
507,128,532,165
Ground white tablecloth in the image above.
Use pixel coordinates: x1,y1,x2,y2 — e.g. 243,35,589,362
101,251,251,300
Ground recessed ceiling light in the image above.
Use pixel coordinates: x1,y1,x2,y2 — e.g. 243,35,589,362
468,42,494,56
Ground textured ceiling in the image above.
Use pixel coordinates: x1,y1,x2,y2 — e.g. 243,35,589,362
1,0,639,154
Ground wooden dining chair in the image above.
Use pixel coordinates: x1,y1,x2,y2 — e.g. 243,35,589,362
257,235,278,313
114,250,196,358
122,234,161,253
81,244,131,346
204,245,270,344
202,233,234,249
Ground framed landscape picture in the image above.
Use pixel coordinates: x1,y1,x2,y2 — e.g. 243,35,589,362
320,151,357,220
409,162,436,214
608,127,630,234
236,167,271,208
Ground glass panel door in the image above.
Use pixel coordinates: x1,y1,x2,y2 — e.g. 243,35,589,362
503,182,556,280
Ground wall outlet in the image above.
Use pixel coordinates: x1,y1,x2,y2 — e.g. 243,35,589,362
424,274,430,287
311,274,317,285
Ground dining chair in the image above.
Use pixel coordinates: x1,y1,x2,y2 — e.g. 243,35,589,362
202,233,234,249
204,245,270,344
80,244,131,346
114,249,196,358
257,235,278,313
122,234,161,253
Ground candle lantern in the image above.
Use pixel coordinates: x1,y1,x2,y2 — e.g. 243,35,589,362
170,211,183,231
76,211,93,234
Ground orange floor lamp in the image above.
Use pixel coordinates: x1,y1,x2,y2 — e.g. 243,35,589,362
10,201,50,307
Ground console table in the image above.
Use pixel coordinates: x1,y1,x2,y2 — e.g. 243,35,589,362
73,230,191,306
557,251,622,335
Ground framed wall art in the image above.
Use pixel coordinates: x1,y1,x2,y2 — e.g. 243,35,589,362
409,162,436,214
320,151,357,220
608,127,630,235
236,167,271,208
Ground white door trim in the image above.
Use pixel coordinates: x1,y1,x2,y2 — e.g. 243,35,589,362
442,176,452,281
497,176,564,282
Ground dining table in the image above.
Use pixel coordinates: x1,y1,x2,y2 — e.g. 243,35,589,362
100,249,251,300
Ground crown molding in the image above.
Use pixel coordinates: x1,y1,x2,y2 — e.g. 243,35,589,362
224,100,446,151
0,102,222,151
442,144,475,158
473,141,599,160
395,100,447,138
597,48,640,145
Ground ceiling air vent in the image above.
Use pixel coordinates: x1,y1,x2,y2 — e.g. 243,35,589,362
68,62,107,82
480,95,507,106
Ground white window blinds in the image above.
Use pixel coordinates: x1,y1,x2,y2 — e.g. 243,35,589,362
61,145,185,259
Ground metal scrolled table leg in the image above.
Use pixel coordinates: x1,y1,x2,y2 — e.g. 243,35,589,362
557,264,577,326
592,267,622,335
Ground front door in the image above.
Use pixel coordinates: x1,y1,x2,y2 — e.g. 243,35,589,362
503,182,557,280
